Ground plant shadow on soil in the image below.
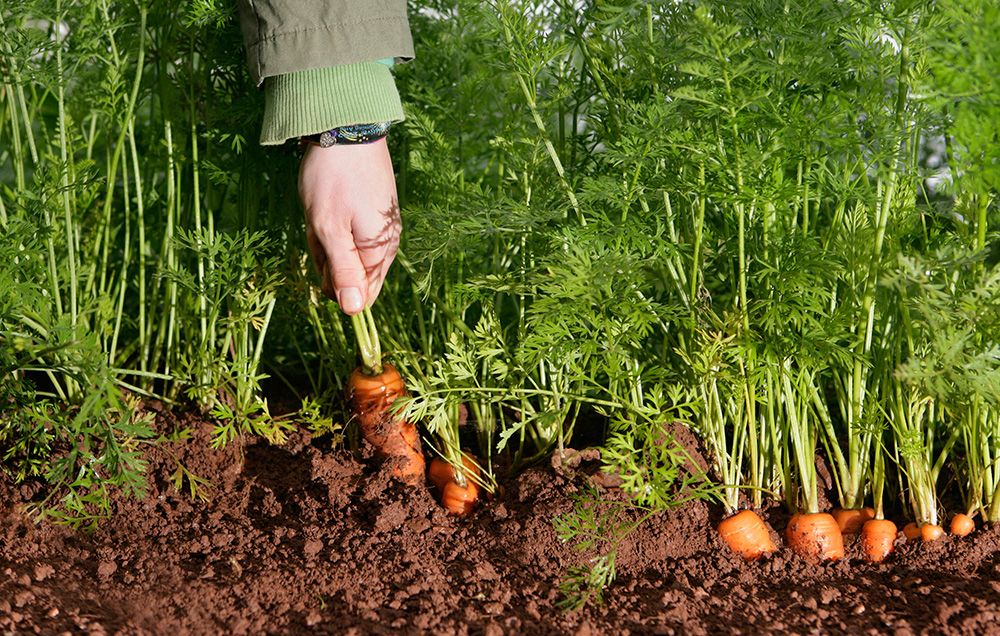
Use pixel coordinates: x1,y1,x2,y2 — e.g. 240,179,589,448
2,404,1000,635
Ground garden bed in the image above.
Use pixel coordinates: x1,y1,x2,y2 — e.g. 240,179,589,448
2,406,999,635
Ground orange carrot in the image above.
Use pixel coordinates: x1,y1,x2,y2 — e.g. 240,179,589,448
717,510,777,560
428,456,481,516
348,364,425,483
428,456,455,491
832,507,875,535
950,513,975,537
860,518,897,563
785,512,845,561
920,523,945,542
902,522,921,541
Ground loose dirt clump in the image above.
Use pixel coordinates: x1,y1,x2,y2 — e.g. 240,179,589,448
2,408,999,634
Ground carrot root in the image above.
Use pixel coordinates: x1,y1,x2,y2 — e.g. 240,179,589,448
785,512,844,561
717,510,777,560
348,364,425,484
950,513,975,537
860,518,897,563
832,507,875,535
902,522,921,541
920,523,945,542
428,456,481,516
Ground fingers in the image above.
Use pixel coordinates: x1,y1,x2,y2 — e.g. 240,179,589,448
299,140,400,315
318,227,368,314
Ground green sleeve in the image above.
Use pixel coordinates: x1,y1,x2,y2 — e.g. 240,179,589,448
259,60,404,146
238,0,413,86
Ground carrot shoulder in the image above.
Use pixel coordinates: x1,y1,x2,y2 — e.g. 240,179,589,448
832,507,875,535
785,512,844,561
717,510,777,560
950,513,975,537
860,518,897,563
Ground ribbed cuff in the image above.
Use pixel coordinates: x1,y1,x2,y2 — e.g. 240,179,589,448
260,62,405,146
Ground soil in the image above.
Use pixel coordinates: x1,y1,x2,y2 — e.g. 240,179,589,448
2,406,1000,635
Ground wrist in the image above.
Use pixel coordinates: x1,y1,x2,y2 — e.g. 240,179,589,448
300,121,393,149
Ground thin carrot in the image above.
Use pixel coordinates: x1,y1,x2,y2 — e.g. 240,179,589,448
784,513,844,561
950,513,975,537
717,510,777,560
428,455,481,516
860,518,897,563
831,507,875,535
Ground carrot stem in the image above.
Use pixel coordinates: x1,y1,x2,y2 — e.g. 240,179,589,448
351,308,383,375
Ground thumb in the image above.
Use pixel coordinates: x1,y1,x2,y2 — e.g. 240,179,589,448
320,231,368,315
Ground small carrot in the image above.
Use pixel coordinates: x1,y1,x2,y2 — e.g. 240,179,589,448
785,512,844,561
831,507,875,535
428,455,481,516
920,523,945,542
348,363,425,483
950,513,975,537
717,510,777,560
860,518,897,563
902,522,921,541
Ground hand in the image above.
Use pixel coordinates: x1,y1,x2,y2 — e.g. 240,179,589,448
298,138,401,315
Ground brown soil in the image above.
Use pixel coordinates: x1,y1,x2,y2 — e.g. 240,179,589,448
2,407,1000,635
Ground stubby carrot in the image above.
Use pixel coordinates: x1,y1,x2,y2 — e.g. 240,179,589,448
717,510,777,560
860,518,897,563
785,512,844,561
920,523,945,542
950,513,975,537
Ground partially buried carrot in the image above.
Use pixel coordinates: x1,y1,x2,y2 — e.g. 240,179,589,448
717,510,777,560
920,523,945,542
950,513,975,537
860,518,897,563
785,512,844,561
831,507,875,535
429,455,481,516
902,522,921,541
348,364,426,483
347,309,425,484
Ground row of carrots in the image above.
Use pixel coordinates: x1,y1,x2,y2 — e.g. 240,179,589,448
344,323,978,553
719,508,977,563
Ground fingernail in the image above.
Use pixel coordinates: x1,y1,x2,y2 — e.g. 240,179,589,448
338,287,363,314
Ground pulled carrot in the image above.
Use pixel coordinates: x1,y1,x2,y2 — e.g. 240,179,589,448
785,512,844,561
832,507,875,535
348,364,425,483
950,513,975,537
860,518,897,563
717,510,777,560
428,456,481,516
920,523,945,542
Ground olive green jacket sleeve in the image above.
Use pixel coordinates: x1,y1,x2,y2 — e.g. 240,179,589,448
238,0,414,86
238,1,413,145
